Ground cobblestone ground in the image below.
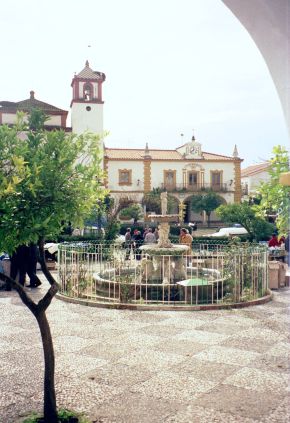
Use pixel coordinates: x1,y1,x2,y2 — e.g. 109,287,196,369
0,278,289,423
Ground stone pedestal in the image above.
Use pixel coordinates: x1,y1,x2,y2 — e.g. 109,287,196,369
268,261,280,289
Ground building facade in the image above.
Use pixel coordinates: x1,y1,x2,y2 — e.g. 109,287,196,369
241,162,270,198
0,61,243,223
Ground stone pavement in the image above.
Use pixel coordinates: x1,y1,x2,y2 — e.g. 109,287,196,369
0,280,289,423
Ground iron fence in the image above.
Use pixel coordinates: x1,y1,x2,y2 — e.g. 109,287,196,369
160,183,230,192
58,242,268,307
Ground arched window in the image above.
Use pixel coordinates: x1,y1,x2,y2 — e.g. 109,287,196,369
83,83,93,101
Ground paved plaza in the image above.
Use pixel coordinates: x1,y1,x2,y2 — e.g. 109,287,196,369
0,279,289,423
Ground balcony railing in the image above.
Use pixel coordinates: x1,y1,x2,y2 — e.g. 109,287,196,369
160,183,230,193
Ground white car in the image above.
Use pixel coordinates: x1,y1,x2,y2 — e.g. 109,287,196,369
206,227,248,238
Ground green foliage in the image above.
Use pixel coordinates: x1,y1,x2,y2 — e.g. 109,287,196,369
104,218,120,241
191,191,224,227
28,108,49,131
22,408,91,422
119,203,143,223
142,191,161,214
0,111,106,254
216,202,274,241
256,146,290,234
142,190,178,214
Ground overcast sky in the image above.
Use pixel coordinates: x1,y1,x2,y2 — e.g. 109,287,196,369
1,0,288,166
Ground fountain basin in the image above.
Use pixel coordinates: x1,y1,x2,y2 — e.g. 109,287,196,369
140,244,189,255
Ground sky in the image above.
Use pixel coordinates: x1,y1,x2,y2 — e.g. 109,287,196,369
1,0,289,166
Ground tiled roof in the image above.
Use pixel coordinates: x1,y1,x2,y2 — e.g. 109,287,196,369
105,148,235,161
0,92,67,113
241,162,270,177
76,61,105,81
202,152,234,161
105,148,182,160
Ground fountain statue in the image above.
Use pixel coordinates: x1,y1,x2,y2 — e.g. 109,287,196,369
90,190,228,304
140,192,189,284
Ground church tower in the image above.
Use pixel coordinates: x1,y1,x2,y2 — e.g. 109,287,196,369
71,60,106,135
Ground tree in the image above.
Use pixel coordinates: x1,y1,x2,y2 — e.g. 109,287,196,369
191,191,224,227
142,191,162,214
102,195,138,240
256,146,290,234
119,203,143,223
216,202,274,241
0,110,105,422
142,189,177,215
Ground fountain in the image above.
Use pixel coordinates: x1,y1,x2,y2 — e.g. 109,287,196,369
57,188,269,307
140,191,189,284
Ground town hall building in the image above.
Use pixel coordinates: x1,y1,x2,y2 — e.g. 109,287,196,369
0,61,243,222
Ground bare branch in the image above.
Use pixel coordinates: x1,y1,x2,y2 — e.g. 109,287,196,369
37,284,58,311
35,238,59,312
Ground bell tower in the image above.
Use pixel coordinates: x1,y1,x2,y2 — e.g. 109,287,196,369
71,60,106,135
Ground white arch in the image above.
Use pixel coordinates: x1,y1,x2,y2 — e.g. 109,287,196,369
222,0,290,136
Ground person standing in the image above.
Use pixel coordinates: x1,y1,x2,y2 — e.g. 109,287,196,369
10,245,29,287
179,228,193,265
144,228,156,244
10,244,41,288
179,228,193,249
268,233,280,247
132,230,143,260
285,231,290,268
124,228,132,260
26,244,42,288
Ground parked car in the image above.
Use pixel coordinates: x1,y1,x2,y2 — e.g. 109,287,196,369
205,227,248,238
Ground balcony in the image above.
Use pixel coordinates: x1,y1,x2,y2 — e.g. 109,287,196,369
160,183,230,193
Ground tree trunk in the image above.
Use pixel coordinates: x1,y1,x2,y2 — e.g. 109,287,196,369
36,310,58,423
207,213,211,228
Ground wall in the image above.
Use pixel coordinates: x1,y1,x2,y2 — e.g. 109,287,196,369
242,170,270,193
150,160,235,188
2,112,62,127
107,160,144,191
71,103,103,135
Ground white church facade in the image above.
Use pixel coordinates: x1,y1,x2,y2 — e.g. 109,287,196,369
0,61,243,222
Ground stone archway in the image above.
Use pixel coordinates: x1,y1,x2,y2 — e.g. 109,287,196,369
222,0,290,135
168,194,180,214
183,194,227,225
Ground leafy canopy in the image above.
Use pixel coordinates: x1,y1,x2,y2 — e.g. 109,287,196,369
191,191,224,226
216,202,274,241
142,189,178,214
255,145,290,234
0,110,106,253
119,203,143,223
191,191,224,215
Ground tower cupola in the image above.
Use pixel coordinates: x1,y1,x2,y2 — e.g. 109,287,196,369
71,61,106,136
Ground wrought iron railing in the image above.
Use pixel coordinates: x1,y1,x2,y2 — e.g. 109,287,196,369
58,242,268,307
160,183,230,192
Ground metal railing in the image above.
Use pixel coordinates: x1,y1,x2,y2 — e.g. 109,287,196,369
58,242,268,307
160,183,230,192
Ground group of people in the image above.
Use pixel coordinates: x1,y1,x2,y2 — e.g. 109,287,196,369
123,226,194,260
268,233,289,249
124,227,159,260
5,244,41,290
268,232,290,266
